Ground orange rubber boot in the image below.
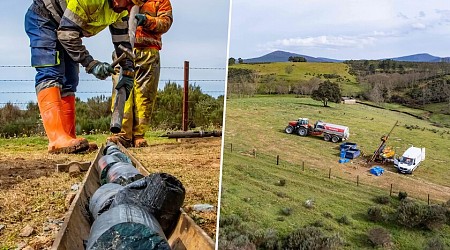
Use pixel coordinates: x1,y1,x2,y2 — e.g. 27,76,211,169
37,87,89,154
60,95,77,138
61,95,98,152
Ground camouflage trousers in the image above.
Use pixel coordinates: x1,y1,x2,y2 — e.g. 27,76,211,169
112,47,160,140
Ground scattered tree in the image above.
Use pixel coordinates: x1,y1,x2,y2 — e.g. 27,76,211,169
311,80,342,107
228,57,236,65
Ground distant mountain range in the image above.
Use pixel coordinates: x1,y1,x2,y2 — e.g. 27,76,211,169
242,51,450,63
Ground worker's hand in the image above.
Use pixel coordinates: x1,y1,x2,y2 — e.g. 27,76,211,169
135,13,147,26
116,75,134,100
88,61,115,80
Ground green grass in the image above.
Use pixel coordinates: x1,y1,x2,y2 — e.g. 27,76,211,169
223,95,450,187
230,62,360,95
0,131,173,152
221,95,450,249
220,151,450,249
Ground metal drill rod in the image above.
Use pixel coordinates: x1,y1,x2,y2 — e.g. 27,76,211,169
110,45,136,133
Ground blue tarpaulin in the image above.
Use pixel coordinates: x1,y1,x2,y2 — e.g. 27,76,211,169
340,142,357,151
370,166,385,176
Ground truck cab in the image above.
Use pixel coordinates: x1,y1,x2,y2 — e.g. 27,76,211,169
394,146,425,174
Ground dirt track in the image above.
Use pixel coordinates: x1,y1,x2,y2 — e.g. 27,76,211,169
0,137,221,249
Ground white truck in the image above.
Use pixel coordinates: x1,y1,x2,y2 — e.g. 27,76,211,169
394,146,425,174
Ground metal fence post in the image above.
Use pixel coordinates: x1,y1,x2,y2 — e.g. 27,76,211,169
182,61,189,131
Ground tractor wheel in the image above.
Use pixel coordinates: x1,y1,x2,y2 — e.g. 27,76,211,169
298,127,308,136
285,126,294,134
331,136,340,143
323,134,331,141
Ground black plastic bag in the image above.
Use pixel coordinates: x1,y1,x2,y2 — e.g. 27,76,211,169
112,173,185,236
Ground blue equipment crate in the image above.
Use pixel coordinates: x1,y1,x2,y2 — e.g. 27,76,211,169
340,142,357,151
345,149,360,159
370,166,385,176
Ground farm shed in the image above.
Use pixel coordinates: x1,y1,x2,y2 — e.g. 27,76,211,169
341,97,356,104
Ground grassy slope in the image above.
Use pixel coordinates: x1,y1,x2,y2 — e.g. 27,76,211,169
220,151,450,249
221,95,450,249
223,96,450,187
230,62,360,95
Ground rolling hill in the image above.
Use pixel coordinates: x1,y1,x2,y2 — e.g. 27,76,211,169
243,50,342,63
242,51,450,63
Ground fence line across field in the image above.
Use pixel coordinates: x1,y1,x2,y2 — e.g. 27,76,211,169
227,142,436,205
0,61,226,131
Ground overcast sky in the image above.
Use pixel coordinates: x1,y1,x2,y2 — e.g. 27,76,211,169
229,0,450,60
0,1,230,106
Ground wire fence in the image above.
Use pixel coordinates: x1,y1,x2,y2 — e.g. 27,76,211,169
226,142,443,205
0,64,226,108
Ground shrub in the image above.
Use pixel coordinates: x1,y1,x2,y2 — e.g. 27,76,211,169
229,235,256,250
424,205,447,231
367,206,385,222
396,200,427,228
425,237,445,250
398,191,408,200
323,211,333,219
280,207,293,216
367,227,392,248
219,214,242,227
374,195,390,205
275,179,286,186
276,192,287,198
250,228,279,249
310,220,325,228
282,226,344,250
337,215,352,225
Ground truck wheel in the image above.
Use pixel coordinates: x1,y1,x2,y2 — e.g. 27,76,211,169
285,126,294,134
331,136,340,143
298,127,308,136
323,134,331,141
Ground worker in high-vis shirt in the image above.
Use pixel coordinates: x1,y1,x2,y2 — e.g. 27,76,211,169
25,0,143,154
109,0,173,148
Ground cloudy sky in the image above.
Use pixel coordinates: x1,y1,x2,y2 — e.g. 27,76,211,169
229,0,450,60
0,1,230,106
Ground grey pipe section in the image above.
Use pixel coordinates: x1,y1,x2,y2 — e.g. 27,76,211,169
86,204,170,250
89,183,123,220
106,162,144,185
97,155,121,184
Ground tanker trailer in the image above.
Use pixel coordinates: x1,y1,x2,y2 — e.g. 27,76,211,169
285,118,349,143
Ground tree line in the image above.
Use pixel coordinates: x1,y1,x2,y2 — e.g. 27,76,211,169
0,82,223,138
228,61,450,112
345,60,450,108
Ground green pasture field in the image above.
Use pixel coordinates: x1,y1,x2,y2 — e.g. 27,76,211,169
230,62,360,95
220,151,450,249
223,95,450,187
220,95,450,249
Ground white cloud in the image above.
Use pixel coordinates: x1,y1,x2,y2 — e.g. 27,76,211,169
411,22,427,29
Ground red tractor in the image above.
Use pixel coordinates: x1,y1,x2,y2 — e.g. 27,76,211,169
285,118,350,143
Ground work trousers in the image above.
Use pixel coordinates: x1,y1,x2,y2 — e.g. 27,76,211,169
24,6,79,96
112,47,160,140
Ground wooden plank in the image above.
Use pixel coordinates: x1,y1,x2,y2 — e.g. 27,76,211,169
51,146,104,250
